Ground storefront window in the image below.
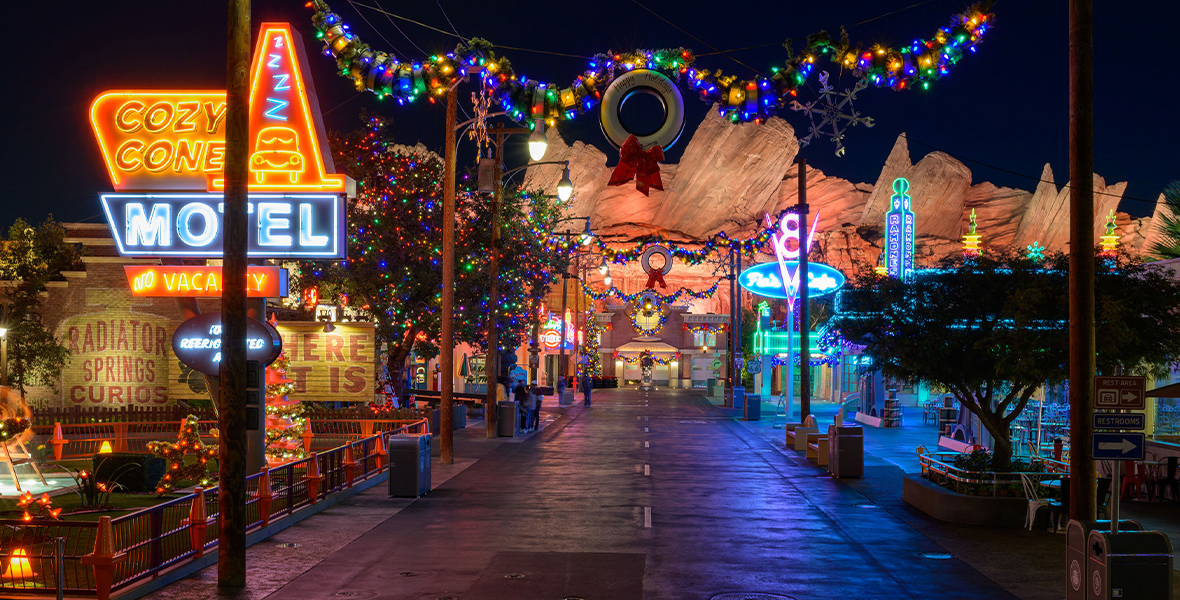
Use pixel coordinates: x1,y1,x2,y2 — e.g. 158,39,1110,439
842,355,860,393
692,331,716,347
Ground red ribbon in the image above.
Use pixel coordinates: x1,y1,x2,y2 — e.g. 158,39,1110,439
645,270,667,289
608,135,664,196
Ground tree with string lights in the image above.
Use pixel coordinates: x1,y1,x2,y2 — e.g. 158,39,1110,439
296,115,568,398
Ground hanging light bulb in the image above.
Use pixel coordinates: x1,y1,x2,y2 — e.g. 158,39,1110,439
598,256,609,275
528,121,548,161
579,216,593,245
604,274,612,287
557,167,574,202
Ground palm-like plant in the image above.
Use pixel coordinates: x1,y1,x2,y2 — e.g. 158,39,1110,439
1149,181,1180,260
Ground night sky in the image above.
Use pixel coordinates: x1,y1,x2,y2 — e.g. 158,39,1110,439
3,1,1177,228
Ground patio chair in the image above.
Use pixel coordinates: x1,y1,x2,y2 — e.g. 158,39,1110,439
922,401,938,425
1048,476,1071,533
1120,461,1149,501
1020,473,1050,531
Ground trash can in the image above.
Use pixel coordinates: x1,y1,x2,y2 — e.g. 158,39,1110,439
388,433,431,498
743,391,760,421
453,403,467,429
707,378,715,397
827,425,864,478
1066,520,1142,600
497,401,519,437
429,408,440,436
732,385,745,411
1087,528,1172,600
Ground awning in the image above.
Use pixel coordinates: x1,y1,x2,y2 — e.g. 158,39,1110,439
615,341,680,354
1147,382,1180,398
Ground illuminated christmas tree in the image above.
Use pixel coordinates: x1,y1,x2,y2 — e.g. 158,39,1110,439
148,415,218,495
265,352,306,464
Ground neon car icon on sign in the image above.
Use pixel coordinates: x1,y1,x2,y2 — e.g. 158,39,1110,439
250,126,304,183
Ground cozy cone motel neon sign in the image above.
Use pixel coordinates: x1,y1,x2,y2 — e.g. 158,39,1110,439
91,23,346,258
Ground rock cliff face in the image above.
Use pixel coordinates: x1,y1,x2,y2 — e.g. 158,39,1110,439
523,110,1156,305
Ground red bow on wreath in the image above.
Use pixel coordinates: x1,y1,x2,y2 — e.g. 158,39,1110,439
608,135,664,196
645,269,666,289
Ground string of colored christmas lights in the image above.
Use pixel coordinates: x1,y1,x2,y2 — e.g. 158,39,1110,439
265,352,308,464
580,316,605,377
308,0,992,125
299,116,568,362
684,323,726,335
581,279,721,303
616,352,679,365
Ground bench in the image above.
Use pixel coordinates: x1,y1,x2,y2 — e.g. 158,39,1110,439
788,415,819,452
806,432,830,465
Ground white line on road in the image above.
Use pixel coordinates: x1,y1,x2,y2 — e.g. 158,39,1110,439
645,416,649,421
644,506,652,528
645,441,649,448
644,464,650,476
645,427,649,433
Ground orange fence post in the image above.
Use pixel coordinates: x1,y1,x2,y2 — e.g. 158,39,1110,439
342,444,356,487
302,418,315,453
255,467,274,527
304,453,323,504
50,423,68,461
181,487,211,556
81,516,127,600
372,434,388,471
111,423,128,453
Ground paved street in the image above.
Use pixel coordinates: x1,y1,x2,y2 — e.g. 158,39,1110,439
233,387,1020,600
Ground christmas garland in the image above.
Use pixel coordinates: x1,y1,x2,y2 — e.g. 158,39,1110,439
308,1,992,125
583,280,720,304
617,352,679,365
629,305,667,336
531,216,779,263
0,417,30,443
684,323,726,335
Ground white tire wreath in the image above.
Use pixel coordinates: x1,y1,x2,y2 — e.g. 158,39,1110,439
640,245,673,276
599,70,686,149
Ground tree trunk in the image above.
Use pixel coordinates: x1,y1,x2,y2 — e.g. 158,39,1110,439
384,327,417,404
976,410,1013,470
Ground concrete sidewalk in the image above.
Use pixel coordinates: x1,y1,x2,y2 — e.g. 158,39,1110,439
729,394,1180,600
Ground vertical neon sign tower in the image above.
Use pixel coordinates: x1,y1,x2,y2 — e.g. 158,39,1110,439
885,177,915,280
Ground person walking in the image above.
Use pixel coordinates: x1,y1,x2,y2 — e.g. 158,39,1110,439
581,373,593,407
525,385,540,431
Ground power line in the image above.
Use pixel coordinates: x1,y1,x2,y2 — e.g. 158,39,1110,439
346,0,406,57
628,0,765,77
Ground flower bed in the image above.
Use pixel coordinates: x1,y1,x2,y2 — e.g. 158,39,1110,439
918,449,1066,497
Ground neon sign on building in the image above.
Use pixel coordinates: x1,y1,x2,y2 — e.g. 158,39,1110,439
90,23,346,259
885,177,915,280
738,212,845,308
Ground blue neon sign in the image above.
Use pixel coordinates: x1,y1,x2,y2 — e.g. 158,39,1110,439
739,261,845,299
101,193,344,258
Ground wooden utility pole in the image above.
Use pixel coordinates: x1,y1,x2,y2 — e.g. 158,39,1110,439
483,124,530,437
1068,0,1096,521
218,0,250,588
440,85,458,464
798,159,810,420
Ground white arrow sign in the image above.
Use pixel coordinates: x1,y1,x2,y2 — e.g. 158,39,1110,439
1120,391,1139,402
1098,439,1138,455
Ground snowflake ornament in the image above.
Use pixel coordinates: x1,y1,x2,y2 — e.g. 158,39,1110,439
789,71,875,156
